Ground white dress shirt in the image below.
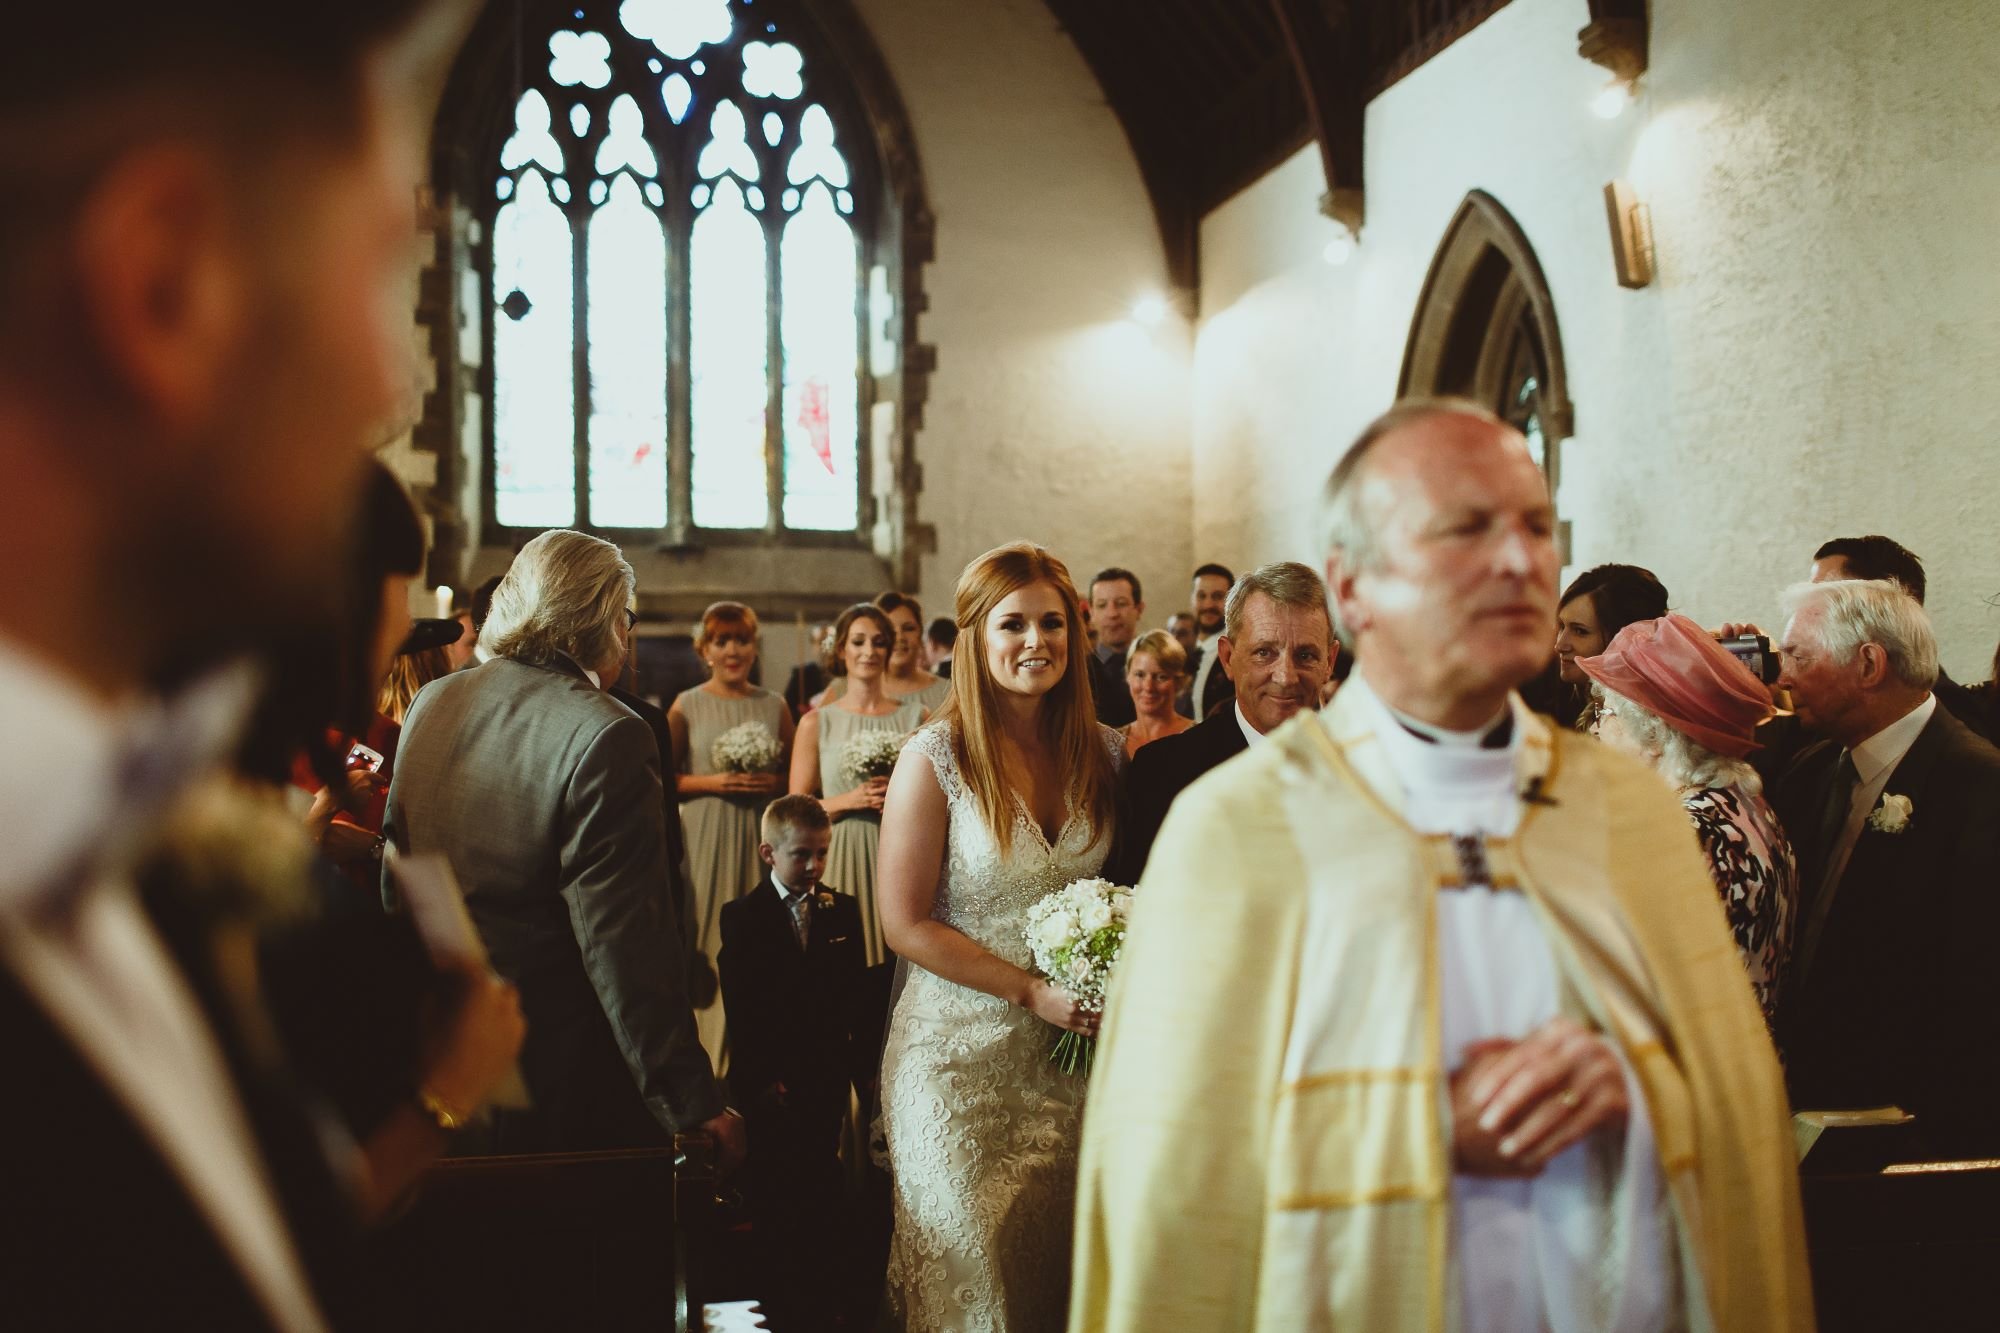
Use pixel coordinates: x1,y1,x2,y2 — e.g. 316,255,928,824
1233,701,1266,749
1190,633,1219,713
1821,693,1936,896
0,637,328,1333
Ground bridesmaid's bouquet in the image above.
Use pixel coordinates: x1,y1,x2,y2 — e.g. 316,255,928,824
839,729,908,785
1023,876,1135,1077
711,721,783,774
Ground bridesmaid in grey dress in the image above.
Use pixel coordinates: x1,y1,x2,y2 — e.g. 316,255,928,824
668,601,792,1065
787,602,928,966
877,591,952,712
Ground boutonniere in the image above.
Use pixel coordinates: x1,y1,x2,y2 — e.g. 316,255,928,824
1867,793,1914,835
815,891,835,909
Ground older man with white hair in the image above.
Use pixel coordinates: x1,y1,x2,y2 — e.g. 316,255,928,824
384,529,741,1166
1772,578,2000,1151
1072,400,1810,1332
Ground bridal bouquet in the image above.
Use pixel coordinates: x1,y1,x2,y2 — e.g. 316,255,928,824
1023,876,1135,1077
711,721,783,774
839,728,908,785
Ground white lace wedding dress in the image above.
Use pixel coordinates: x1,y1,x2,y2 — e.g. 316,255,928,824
879,720,1123,1331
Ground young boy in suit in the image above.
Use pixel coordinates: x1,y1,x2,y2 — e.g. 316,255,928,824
719,796,871,1329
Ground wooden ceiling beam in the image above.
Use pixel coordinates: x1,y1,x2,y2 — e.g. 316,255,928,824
1270,0,1365,230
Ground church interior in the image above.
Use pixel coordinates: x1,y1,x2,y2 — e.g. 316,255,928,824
389,0,2000,690
7,0,1998,1329
356,1,1996,1321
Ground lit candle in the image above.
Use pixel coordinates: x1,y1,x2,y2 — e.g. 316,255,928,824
435,585,453,621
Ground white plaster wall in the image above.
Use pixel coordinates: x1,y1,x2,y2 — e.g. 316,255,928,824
1194,0,2000,677
857,0,1195,625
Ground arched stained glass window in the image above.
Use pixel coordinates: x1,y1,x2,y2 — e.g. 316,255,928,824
483,0,870,539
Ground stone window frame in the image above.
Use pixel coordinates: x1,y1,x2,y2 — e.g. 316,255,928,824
414,0,936,610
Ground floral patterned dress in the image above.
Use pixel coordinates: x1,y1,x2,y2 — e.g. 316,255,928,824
879,720,1123,1331
1684,783,1798,1034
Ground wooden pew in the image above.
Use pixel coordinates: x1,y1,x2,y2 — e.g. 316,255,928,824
1802,1158,2000,1331
371,1146,689,1332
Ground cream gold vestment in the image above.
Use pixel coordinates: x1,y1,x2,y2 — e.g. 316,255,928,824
1069,684,1812,1332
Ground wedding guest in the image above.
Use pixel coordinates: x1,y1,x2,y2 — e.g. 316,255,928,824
468,575,503,637
670,600,794,1065
1075,400,1810,1331
877,542,1121,1329
1107,562,1333,883
1549,563,1668,728
924,615,957,677
1165,613,1198,657
1580,615,1797,1032
1184,563,1235,721
1087,567,1146,726
386,530,738,1163
443,607,478,671
1772,578,2000,1150
788,602,925,966
876,591,950,710
229,465,523,1224
0,6,477,1324
720,797,872,1333
1120,629,1192,759
1809,535,1994,740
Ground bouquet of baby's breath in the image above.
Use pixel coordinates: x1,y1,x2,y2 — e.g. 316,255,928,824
711,721,782,774
1023,876,1135,1076
839,728,907,785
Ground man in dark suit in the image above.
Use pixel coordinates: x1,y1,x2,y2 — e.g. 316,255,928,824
1088,567,1146,727
1180,563,1237,721
925,615,957,679
0,4,477,1328
1773,578,2000,1153
1809,535,1993,741
1108,563,1335,883
720,796,871,1330
386,529,742,1164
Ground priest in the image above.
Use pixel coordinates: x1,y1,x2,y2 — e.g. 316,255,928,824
1070,401,1811,1332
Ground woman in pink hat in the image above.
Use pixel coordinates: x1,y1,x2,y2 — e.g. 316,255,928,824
1579,614,1798,1035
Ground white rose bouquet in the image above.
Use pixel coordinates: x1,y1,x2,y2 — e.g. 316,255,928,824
1022,876,1136,1076
839,728,907,785
711,721,783,774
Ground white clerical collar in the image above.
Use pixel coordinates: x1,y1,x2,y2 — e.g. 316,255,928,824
1851,693,1935,788
0,635,257,916
1235,701,1267,748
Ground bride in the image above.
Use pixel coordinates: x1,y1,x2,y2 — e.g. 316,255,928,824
876,542,1123,1331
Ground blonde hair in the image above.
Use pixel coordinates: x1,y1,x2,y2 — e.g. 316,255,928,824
377,646,451,724
1125,628,1187,678
761,794,831,844
480,529,634,668
933,543,1116,857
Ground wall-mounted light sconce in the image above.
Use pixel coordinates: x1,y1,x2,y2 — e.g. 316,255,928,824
1603,180,1654,289
1591,78,1632,119
1322,222,1357,266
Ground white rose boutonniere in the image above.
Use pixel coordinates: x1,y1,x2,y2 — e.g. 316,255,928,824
1867,793,1914,835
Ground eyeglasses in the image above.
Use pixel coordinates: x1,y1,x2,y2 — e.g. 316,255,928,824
624,608,639,630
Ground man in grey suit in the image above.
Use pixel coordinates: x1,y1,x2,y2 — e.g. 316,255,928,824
384,529,742,1165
